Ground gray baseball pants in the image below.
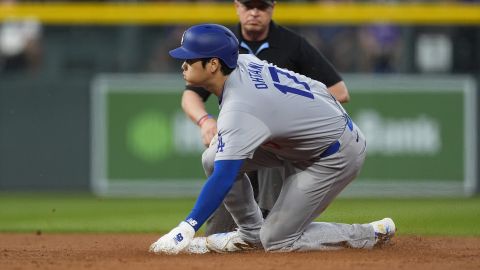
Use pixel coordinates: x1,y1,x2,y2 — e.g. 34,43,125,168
202,122,376,251
203,168,281,236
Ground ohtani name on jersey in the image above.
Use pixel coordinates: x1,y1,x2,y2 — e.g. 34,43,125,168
247,62,268,89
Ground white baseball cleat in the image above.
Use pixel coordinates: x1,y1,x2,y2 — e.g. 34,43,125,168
184,237,210,254
206,230,259,253
370,217,396,246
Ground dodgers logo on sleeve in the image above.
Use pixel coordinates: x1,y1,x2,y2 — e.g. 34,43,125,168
217,133,225,153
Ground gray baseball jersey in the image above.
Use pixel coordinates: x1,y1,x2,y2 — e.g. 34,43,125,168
202,54,373,252
215,54,346,163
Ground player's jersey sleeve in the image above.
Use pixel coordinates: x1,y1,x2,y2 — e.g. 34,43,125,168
214,110,271,161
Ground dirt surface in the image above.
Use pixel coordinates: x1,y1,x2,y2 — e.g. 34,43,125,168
1,233,479,270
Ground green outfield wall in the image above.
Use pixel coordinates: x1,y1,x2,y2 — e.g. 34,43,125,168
91,74,477,197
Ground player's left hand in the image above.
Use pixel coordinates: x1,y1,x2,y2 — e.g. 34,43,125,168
149,221,195,255
200,117,217,147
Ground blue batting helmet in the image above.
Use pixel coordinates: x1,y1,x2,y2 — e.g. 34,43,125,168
169,24,239,69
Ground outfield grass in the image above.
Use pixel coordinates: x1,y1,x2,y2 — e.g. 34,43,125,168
0,193,479,236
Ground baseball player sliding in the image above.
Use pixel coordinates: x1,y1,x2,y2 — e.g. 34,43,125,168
149,24,395,254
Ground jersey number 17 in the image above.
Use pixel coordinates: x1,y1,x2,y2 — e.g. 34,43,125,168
268,67,314,99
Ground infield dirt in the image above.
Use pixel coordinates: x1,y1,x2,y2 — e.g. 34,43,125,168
1,233,479,270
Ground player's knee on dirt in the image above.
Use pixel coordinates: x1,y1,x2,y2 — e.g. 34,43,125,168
259,224,295,251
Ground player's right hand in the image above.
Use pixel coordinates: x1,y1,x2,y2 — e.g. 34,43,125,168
149,221,195,255
200,118,217,147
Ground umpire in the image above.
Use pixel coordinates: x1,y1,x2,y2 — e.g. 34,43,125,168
181,0,350,235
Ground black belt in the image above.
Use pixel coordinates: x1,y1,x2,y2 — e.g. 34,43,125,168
319,115,353,158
